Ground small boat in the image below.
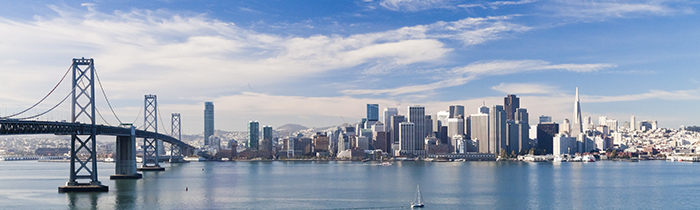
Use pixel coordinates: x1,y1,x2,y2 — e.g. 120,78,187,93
380,161,393,166
411,185,424,208
103,157,114,163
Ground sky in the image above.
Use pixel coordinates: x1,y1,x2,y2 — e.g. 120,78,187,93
1,0,700,134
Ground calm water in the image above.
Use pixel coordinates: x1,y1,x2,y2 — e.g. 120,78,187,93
0,160,699,210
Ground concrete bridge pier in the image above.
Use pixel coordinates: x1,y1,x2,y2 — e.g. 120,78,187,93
110,126,142,179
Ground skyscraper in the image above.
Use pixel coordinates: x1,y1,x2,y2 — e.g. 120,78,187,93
367,104,379,121
478,102,489,114
262,125,273,152
248,121,259,150
408,106,426,151
391,115,406,144
536,122,559,154
504,94,520,121
449,105,465,119
399,122,415,154
489,105,507,154
383,107,398,131
204,102,214,146
539,115,552,124
448,118,465,153
436,111,450,136
571,88,583,136
470,113,489,153
630,115,636,131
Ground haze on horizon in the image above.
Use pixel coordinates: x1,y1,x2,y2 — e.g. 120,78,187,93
0,0,699,133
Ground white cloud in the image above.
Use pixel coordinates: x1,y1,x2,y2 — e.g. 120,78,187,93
379,0,453,11
491,83,557,94
0,5,459,104
343,60,615,96
545,0,689,20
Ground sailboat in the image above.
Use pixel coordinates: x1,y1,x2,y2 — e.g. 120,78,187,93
411,185,424,208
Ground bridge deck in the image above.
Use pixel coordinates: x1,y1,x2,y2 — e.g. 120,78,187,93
0,120,194,151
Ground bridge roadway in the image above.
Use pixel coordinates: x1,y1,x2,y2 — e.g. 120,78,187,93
0,119,195,153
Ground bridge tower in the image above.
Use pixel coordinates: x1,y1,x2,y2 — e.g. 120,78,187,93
170,113,185,163
59,58,108,192
138,95,165,171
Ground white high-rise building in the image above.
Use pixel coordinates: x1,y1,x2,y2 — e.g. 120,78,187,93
606,119,618,132
470,113,489,153
436,111,449,129
572,88,583,136
630,116,636,131
599,116,608,127
408,106,426,151
448,118,465,153
561,119,571,135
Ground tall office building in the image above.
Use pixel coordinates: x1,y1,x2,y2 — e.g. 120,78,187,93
630,115,636,131
571,88,583,136
425,115,433,137
536,123,559,154
448,105,466,137
391,115,406,144
248,121,259,150
470,113,489,153
606,119,618,132
408,106,426,151
599,116,608,127
504,94,520,121
204,102,214,146
436,111,450,135
539,115,552,124
399,122,415,154
489,105,507,155
367,103,379,122
383,107,398,131
449,105,465,119
262,125,273,152
478,102,489,114
448,118,465,153
560,119,571,135
515,108,530,153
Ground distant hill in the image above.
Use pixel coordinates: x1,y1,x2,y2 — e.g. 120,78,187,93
276,124,308,132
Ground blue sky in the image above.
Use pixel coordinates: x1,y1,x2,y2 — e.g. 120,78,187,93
1,0,699,133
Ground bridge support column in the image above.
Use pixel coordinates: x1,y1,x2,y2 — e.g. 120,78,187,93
138,95,164,171
111,126,142,179
58,57,108,193
169,113,187,163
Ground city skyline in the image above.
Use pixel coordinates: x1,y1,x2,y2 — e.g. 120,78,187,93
1,1,700,133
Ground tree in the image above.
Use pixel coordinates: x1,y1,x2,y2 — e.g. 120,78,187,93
500,148,508,159
510,150,516,158
609,150,617,158
529,148,535,155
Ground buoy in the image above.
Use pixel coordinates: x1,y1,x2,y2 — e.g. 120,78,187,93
186,187,188,191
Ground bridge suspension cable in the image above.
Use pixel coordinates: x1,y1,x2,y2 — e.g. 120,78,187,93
95,107,113,126
0,64,72,119
94,68,123,125
14,85,75,120
157,104,171,136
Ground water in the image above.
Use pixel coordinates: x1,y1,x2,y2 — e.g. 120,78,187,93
1,160,699,210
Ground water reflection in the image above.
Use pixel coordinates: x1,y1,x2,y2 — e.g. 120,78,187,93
114,179,137,209
66,192,99,210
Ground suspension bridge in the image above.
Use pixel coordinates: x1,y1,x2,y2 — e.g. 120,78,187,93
0,58,196,193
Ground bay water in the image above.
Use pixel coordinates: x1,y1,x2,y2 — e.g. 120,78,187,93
0,160,698,209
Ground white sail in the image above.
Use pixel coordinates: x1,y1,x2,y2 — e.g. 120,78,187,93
411,185,424,208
